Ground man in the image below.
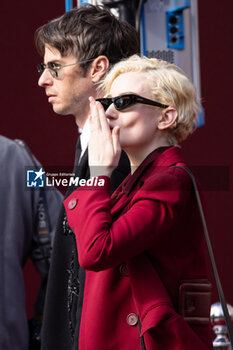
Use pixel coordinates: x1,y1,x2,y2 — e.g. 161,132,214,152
35,5,138,349
0,135,63,350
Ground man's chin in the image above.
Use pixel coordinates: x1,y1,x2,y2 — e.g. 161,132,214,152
52,104,70,116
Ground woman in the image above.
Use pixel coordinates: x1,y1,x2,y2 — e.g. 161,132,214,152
64,55,212,349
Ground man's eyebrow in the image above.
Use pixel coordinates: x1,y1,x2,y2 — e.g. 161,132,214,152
44,59,62,65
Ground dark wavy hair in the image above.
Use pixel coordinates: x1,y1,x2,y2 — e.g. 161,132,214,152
35,5,139,73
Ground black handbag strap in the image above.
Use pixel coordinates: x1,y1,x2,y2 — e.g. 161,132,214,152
172,165,233,347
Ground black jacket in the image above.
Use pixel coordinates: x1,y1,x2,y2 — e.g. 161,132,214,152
0,135,63,350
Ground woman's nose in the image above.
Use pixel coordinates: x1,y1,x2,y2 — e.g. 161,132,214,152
105,104,118,120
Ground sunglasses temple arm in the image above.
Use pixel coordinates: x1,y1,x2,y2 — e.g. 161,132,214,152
141,100,168,109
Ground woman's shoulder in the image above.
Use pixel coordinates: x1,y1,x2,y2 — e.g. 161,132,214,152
141,163,193,193
139,146,192,192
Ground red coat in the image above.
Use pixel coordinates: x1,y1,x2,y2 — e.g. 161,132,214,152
64,147,212,350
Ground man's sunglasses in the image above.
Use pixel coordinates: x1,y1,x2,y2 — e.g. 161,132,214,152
96,94,169,111
37,58,95,79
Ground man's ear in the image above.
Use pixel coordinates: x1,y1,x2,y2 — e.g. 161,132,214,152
90,56,109,83
158,107,178,130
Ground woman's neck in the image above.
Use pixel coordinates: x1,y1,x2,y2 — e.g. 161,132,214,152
125,140,171,174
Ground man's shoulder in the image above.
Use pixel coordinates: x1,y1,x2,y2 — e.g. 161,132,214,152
0,135,24,162
0,134,17,150
0,136,41,172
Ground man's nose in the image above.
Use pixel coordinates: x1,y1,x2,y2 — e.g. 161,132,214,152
38,69,53,87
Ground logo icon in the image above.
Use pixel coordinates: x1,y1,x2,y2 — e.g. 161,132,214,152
27,168,45,187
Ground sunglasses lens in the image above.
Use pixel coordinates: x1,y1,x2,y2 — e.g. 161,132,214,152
97,95,136,111
47,63,58,78
97,99,111,111
37,63,44,75
114,96,132,110
37,63,59,78
49,69,58,78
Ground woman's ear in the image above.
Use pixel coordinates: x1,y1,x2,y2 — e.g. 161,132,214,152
90,56,109,83
157,107,178,130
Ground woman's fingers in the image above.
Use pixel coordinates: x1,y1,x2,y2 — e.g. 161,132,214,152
96,101,111,136
89,96,101,131
88,96,121,174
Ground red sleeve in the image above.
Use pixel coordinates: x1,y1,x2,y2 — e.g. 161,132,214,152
64,170,192,271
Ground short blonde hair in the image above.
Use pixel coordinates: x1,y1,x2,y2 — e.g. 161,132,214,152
101,55,200,145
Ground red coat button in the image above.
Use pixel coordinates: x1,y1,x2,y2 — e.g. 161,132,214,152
68,198,77,210
126,313,138,326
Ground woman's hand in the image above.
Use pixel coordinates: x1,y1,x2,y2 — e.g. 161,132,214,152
88,96,121,178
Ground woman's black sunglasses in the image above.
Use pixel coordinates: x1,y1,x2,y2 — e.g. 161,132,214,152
96,94,169,111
